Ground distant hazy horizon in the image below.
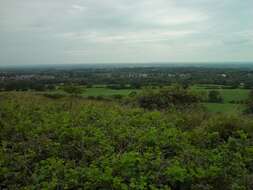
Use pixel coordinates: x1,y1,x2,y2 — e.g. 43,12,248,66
1,62,253,70
1,0,253,65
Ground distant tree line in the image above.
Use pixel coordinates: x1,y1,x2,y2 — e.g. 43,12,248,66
2,67,253,91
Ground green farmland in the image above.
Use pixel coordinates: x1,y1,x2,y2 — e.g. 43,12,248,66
42,85,250,113
82,85,250,113
191,85,250,113
203,103,245,113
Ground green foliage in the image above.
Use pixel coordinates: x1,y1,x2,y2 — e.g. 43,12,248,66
245,89,253,114
208,90,224,103
137,85,200,110
62,85,84,96
1,92,253,189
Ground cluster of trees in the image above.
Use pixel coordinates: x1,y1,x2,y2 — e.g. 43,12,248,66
1,92,253,189
136,86,200,110
0,81,56,91
208,91,224,103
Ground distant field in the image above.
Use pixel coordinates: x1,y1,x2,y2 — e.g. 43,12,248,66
84,85,250,102
39,84,250,113
203,103,245,113
191,85,249,103
192,85,250,113
77,85,250,113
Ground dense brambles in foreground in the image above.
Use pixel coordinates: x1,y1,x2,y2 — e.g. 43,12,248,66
1,93,253,189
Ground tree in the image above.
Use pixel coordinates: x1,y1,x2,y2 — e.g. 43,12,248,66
245,89,253,114
208,90,223,103
62,85,83,97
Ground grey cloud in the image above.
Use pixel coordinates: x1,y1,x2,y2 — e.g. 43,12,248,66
0,0,252,65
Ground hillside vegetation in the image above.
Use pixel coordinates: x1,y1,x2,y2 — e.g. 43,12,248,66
1,92,253,189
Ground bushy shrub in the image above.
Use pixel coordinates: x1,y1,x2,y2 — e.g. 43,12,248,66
137,85,200,110
0,93,253,189
208,90,224,103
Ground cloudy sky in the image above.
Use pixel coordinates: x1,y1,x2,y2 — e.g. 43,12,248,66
0,0,253,65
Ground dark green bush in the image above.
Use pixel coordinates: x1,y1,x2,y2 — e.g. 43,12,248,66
137,86,200,110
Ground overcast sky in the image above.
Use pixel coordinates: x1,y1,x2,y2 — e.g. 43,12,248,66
0,0,253,65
